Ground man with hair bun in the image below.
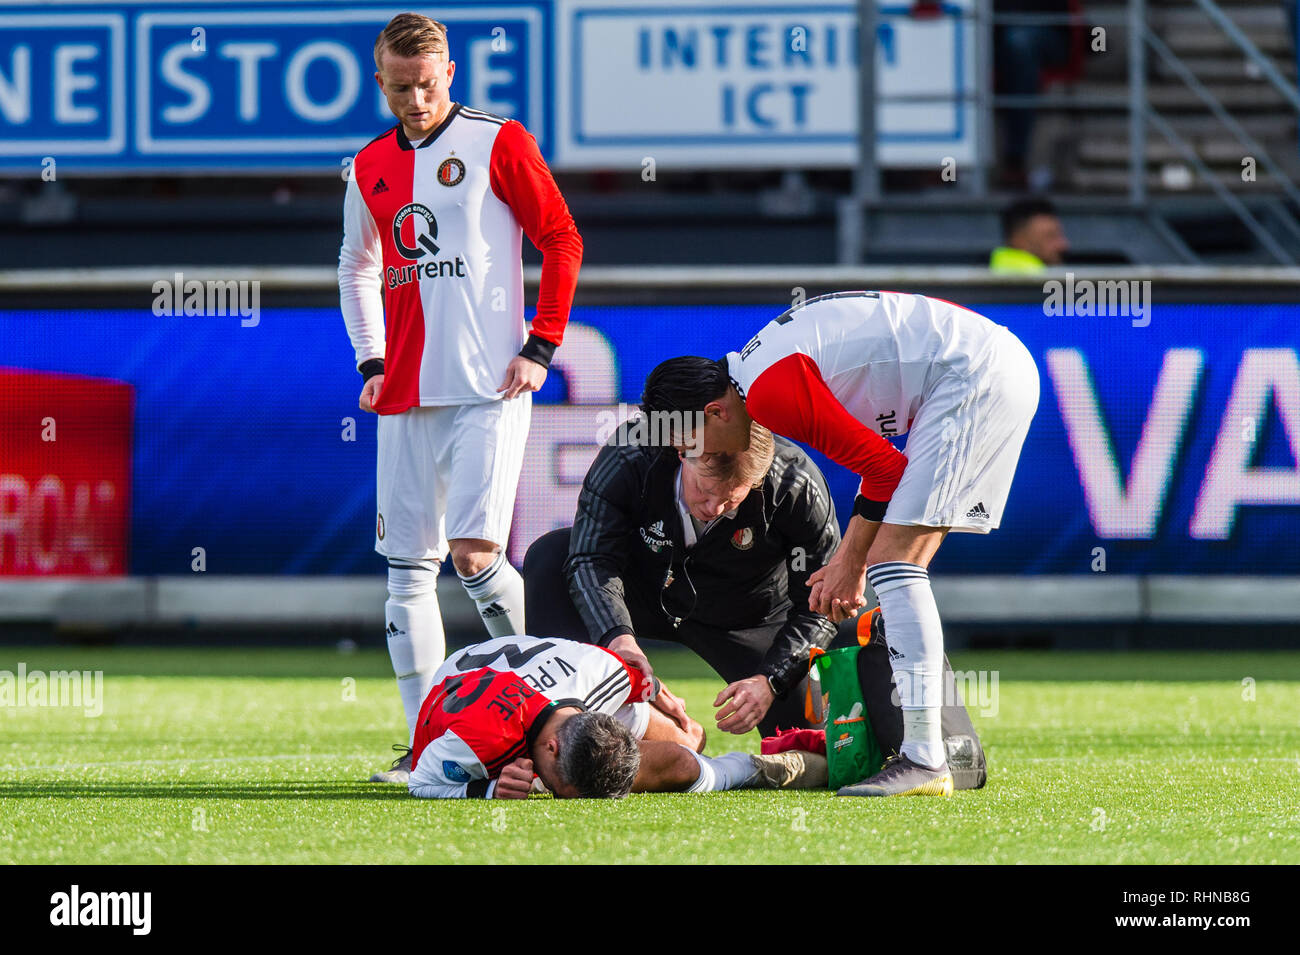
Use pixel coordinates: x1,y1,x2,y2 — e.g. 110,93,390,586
641,291,1039,798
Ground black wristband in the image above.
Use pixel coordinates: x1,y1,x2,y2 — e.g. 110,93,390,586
597,625,634,648
359,358,385,382
852,494,888,522
518,333,557,369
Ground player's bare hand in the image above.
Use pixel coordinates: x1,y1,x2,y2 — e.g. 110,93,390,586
497,356,547,399
359,374,384,413
494,757,535,799
808,558,868,623
608,633,654,687
651,683,691,731
713,675,774,735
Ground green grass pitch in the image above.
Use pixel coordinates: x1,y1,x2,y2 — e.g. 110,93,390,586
1,646,1297,864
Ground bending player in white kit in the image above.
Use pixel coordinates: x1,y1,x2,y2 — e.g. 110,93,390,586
642,291,1040,797
408,635,826,798
338,15,583,782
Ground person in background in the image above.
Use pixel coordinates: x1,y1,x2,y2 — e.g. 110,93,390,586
993,0,1074,189
989,197,1069,273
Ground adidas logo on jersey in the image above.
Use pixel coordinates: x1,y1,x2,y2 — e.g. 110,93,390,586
887,642,905,662
965,502,990,520
371,178,389,196
639,520,669,553
480,602,508,619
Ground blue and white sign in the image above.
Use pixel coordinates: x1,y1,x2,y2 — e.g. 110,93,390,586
0,2,549,173
1,0,972,174
0,12,126,158
556,0,976,169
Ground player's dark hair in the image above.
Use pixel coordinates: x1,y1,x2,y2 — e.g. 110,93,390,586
1001,197,1058,242
555,712,640,799
641,356,731,416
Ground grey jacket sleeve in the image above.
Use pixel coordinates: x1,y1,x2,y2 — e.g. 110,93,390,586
762,461,842,692
563,444,641,646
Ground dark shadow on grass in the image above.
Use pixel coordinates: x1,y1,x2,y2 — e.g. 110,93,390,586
0,781,414,800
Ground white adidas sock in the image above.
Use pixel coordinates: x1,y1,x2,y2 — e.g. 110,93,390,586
685,749,760,792
867,561,946,769
458,550,526,638
385,561,446,743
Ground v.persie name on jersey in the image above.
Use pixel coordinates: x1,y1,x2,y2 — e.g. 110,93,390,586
485,677,539,720
451,640,579,693
514,654,578,692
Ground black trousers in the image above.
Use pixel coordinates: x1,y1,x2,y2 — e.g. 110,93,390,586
523,527,846,738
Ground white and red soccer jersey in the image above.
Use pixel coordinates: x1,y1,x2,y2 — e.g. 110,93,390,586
408,636,655,798
726,291,1009,505
339,103,582,411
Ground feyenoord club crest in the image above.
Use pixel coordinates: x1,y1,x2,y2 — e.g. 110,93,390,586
731,527,754,550
437,157,465,186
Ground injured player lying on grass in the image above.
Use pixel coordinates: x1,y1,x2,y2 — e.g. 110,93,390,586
406,635,826,798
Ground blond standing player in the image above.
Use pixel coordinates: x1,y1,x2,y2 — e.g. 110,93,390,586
338,14,582,782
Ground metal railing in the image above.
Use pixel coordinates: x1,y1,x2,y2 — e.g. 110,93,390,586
847,0,1300,263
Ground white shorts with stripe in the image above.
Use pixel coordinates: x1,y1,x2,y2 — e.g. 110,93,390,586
375,395,530,561
885,327,1039,533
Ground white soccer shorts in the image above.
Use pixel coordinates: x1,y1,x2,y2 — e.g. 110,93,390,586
885,327,1040,534
375,395,531,561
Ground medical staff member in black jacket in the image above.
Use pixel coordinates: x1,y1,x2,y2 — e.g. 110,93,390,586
524,420,844,739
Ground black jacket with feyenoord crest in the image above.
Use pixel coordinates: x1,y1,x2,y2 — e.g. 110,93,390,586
564,425,841,695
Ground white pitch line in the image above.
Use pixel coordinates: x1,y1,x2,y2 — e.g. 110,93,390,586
0,753,362,774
